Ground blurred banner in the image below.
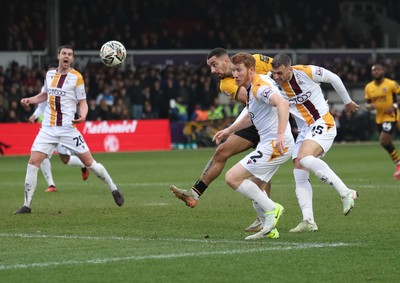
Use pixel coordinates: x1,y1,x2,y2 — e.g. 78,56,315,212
0,119,171,156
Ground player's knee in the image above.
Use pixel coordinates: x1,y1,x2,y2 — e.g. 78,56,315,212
224,170,236,189
214,143,233,162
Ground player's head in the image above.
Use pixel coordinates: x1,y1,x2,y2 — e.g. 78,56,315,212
231,52,255,88
57,45,74,69
371,64,385,81
206,47,232,79
271,53,293,85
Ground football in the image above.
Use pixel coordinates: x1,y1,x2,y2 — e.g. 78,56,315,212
100,40,126,67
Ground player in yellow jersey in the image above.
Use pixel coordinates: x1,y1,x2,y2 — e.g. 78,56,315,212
14,45,124,214
365,64,400,179
170,48,275,234
271,53,359,233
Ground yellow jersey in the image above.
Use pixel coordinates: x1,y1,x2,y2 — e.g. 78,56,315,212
365,78,400,124
219,54,273,100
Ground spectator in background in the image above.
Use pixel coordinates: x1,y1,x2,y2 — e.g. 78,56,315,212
96,85,114,107
97,99,111,121
142,99,158,119
337,109,359,142
129,78,145,120
170,96,188,122
176,78,190,105
151,80,169,119
6,100,22,122
118,86,131,112
224,99,243,118
191,103,208,121
207,97,225,120
86,98,100,121
0,94,8,122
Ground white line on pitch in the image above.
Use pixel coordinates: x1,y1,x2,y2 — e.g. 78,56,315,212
0,233,355,246
0,242,352,271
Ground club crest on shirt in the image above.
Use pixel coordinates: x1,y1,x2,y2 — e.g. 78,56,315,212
315,66,323,76
262,87,274,98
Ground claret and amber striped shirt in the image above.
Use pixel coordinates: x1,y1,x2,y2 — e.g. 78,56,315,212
42,68,86,127
278,65,351,132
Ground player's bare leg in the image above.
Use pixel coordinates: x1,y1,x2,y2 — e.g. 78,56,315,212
170,134,255,207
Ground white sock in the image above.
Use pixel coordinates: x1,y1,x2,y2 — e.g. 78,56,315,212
236,179,275,212
293,168,315,223
190,189,200,199
40,158,55,187
252,201,266,222
67,155,85,168
299,155,351,197
24,164,39,207
88,160,117,192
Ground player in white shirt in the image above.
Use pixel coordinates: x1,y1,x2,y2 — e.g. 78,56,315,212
15,45,124,214
29,98,89,193
213,52,295,240
271,53,359,232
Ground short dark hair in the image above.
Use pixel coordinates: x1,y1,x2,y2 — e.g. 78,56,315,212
57,45,74,55
271,53,292,68
207,47,228,60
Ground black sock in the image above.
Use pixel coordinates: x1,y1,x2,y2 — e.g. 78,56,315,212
383,144,400,163
192,180,208,197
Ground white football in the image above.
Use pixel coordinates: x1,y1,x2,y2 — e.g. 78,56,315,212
100,40,126,67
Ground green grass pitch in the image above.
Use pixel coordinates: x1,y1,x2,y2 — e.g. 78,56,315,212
0,142,399,282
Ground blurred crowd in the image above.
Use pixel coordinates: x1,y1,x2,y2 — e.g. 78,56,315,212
1,0,400,51
1,0,400,143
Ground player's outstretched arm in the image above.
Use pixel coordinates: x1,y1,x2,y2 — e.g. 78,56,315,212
21,92,47,109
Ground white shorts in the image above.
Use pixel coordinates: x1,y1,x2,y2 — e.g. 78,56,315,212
31,125,90,157
292,119,337,159
54,144,72,156
239,139,294,182
45,144,72,159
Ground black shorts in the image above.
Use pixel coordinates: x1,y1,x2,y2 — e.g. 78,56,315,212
234,125,260,148
377,122,397,134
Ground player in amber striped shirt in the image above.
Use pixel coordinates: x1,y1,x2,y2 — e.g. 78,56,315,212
271,53,359,232
29,96,89,193
365,64,400,179
15,45,124,214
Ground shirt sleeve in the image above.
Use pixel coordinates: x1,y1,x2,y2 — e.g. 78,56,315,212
311,65,352,105
75,83,87,101
257,85,277,104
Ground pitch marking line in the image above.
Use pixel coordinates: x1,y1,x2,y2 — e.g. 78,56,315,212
0,232,355,245
0,233,355,271
0,243,351,271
